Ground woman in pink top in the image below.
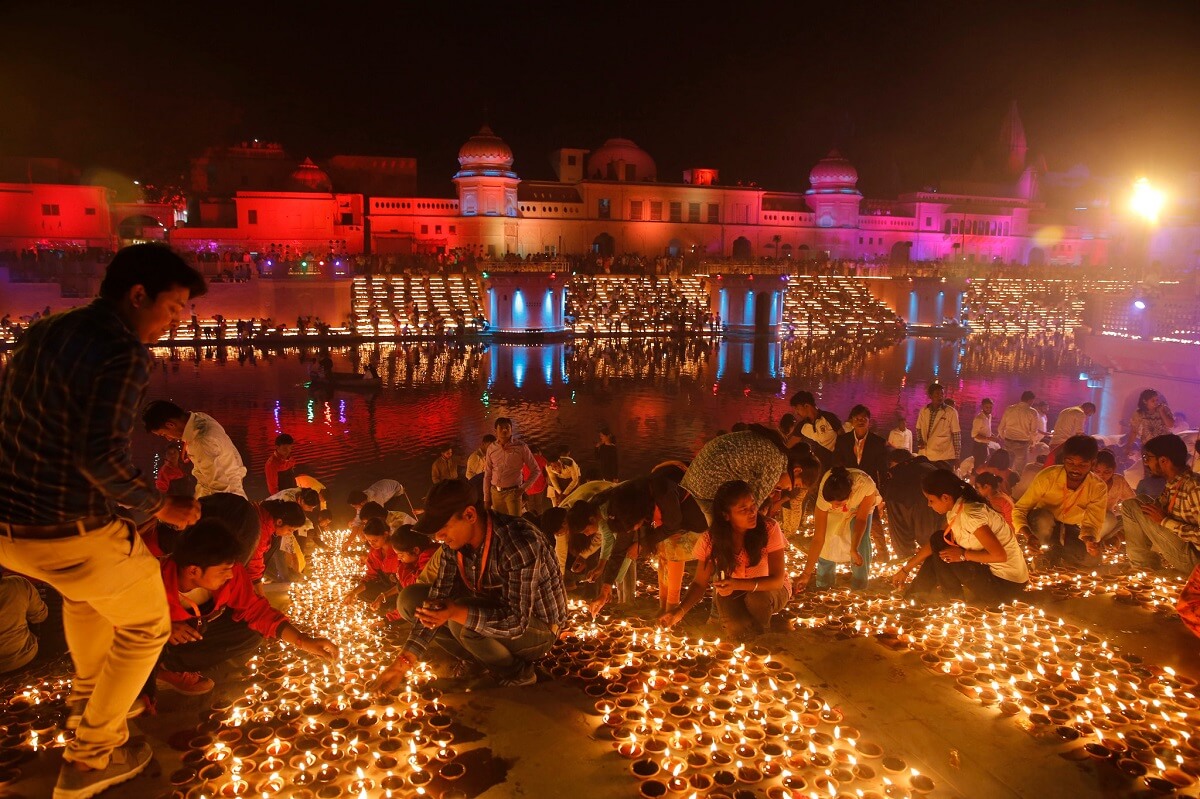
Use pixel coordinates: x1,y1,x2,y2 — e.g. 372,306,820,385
659,480,791,638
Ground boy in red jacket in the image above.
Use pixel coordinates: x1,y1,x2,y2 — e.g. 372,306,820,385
157,520,338,695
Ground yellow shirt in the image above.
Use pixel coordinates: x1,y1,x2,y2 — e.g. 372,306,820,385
1012,466,1108,540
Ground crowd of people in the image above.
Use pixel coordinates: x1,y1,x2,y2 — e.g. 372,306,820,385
1,245,1199,799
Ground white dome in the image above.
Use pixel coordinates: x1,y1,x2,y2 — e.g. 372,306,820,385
808,150,858,190
289,158,331,192
586,137,656,182
457,125,514,169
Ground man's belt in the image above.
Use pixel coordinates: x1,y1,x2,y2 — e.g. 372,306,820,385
0,516,115,541
493,485,522,493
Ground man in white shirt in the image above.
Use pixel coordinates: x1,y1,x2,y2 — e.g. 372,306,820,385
144,401,247,498
971,398,998,469
997,390,1040,473
1048,403,1096,455
915,382,961,470
791,390,841,464
465,434,496,481
347,479,411,531
545,447,582,507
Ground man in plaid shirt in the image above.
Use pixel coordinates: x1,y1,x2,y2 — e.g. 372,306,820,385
0,245,204,799
375,478,566,691
1123,434,1200,573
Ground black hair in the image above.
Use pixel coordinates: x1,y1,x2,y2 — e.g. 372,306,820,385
566,500,599,535
171,519,242,569
99,244,207,302
1144,434,1190,470
296,488,320,508
362,517,390,538
494,417,513,429
317,508,334,522
821,466,854,503
921,469,987,505
790,448,822,489
359,501,387,521
986,449,1012,470
347,490,368,505
142,399,187,432
1020,390,1036,402
975,472,1004,492
481,434,497,445
597,474,676,535
848,404,871,420
1095,449,1117,470
790,390,816,407
926,382,944,397
888,448,914,466
275,433,294,446
709,480,769,575
261,499,305,528
1061,435,1100,462
539,506,568,538
779,413,798,436
1137,389,1160,414
390,524,432,552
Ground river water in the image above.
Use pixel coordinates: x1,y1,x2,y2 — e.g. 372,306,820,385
112,333,1096,509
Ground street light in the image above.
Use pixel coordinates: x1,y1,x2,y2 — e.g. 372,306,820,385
1130,177,1165,225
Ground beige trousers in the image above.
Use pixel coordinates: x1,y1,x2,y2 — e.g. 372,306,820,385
0,519,170,769
490,488,523,517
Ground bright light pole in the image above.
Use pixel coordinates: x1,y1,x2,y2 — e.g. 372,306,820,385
1128,177,1165,281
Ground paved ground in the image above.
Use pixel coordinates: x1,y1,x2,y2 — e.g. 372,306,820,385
1,559,1197,799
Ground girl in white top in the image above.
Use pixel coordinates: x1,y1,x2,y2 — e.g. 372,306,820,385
797,467,879,591
892,469,1028,605
659,480,791,638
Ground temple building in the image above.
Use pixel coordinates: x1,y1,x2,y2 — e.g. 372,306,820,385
2,105,1198,270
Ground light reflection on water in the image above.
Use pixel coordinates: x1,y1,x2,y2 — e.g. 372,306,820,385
107,333,1092,504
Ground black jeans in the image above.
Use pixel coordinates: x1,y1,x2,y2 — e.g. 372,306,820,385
905,531,1026,606
160,612,263,673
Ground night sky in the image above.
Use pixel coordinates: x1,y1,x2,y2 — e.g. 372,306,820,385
3,1,1199,197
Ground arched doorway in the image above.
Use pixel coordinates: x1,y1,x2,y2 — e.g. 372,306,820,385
118,215,167,242
798,244,811,261
732,237,752,260
667,238,682,258
592,233,615,257
781,243,793,259
1028,247,1045,267
890,241,912,265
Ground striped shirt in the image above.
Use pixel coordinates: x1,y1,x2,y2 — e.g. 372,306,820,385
403,511,566,660
0,301,163,524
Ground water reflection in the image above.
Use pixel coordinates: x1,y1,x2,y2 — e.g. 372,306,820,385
0,335,1097,503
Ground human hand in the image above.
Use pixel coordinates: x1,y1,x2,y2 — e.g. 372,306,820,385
570,558,587,574
658,609,681,628
939,546,964,564
298,636,339,660
1139,502,1166,525
372,653,416,694
1084,539,1102,557
413,601,455,630
712,579,736,597
890,568,910,589
794,572,812,592
156,497,201,528
169,622,202,646
369,596,385,612
588,584,612,616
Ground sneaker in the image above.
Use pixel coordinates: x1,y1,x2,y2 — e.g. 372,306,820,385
495,663,538,688
64,697,149,731
155,669,214,696
53,740,153,799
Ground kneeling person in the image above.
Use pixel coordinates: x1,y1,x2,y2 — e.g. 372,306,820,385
158,521,338,694
375,479,566,691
